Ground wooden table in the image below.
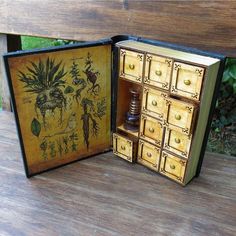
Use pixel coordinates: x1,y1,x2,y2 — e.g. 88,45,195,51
1,1,236,111
0,110,236,235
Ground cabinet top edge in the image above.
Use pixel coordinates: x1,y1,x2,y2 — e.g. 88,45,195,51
116,40,220,67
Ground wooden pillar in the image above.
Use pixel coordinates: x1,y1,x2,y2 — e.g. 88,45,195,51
0,34,22,111
0,34,10,111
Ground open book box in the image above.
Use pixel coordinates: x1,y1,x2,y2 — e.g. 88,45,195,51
3,35,225,185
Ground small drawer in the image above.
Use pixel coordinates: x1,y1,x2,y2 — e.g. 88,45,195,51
164,98,196,135
137,140,161,171
119,49,144,83
164,128,192,158
140,114,164,146
113,133,136,162
171,62,205,101
144,54,173,90
160,151,187,184
142,86,168,119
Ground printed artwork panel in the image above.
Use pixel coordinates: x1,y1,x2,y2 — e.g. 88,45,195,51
7,45,111,175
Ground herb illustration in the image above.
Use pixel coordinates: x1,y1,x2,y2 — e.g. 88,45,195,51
18,57,67,128
63,136,69,154
49,141,56,158
95,98,106,119
70,58,87,102
40,140,48,160
69,132,79,152
44,112,77,138
81,98,99,149
83,52,100,96
31,118,41,137
57,139,63,157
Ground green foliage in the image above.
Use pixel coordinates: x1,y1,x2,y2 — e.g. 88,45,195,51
207,58,236,156
21,36,77,50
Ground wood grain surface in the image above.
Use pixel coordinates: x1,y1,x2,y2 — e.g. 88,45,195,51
0,1,236,56
0,110,236,236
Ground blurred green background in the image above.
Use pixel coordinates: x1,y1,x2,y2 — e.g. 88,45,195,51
1,36,236,156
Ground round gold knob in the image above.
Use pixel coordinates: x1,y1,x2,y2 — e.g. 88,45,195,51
175,114,181,120
170,164,175,170
184,79,191,85
129,64,135,70
121,145,126,150
175,138,181,144
149,127,155,133
147,152,152,158
152,100,157,106
155,70,162,76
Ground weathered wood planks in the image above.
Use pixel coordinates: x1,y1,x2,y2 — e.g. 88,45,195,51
0,111,236,235
0,1,236,56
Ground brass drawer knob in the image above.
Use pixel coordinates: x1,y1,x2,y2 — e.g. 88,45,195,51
152,100,157,106
175,114,181,120
170,164,176,170
155,70,162,76
184,79,191,85
129,64,135,70
147,152,152,158
121,145,126,151
175,138,181,144
148,127,155,133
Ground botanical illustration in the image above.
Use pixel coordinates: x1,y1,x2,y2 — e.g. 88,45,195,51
7,45,111,174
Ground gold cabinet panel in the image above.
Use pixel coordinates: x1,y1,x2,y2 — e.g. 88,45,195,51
171,62,205,101
119,49,144,83
164,128,192,158
144,54,173,90
113,133,135,162
142,86,168,119
140,114,164,146
160,151,187,183
164,98,196,135
137,140,161,171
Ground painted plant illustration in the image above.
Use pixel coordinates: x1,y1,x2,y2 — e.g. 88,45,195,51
83,52,100,96
18,57,67,128
70,58,87,102
80,98,99,149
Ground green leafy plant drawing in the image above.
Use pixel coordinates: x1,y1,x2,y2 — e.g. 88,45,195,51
31,118,41,137
70,58,87,102
18,57,67,129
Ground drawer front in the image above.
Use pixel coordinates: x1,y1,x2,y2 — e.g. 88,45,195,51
140,114,164,146
144,54,173,90
137,140,160,171
160,151,187,183
113,133,133,162
119,49,144,83
164,128,192,158
164,98,196,135
171,62,205,101
142,87,168,119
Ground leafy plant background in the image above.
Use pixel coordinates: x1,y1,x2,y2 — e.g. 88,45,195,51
207,58,236,156
1,36,235,156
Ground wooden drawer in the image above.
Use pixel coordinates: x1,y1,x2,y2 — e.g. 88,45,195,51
142,86,168,119
160,151,187,184
140,114,164,146
113,133,136,162
137,140,161,171
164,98,196,135
119,49,144,83
171,62,205,101
144,54,173,90
164,128,192,158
